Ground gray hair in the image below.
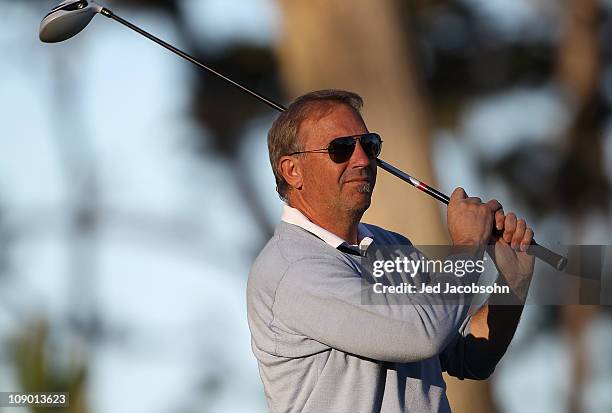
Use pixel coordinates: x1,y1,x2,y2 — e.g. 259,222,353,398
267,89,364,201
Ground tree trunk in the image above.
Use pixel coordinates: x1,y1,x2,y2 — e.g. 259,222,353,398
556,0,601,411
275,0,447,245
275,1,496,412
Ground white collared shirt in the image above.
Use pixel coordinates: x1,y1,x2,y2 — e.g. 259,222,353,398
281,204,374,255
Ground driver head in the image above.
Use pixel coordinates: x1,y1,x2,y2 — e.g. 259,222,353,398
40,0,103,43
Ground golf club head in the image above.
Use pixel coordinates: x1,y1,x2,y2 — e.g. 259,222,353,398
40,0,103,43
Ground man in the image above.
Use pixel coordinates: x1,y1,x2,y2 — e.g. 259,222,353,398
247,90,535,412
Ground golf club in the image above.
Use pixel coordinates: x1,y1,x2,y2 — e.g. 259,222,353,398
39,0,568,271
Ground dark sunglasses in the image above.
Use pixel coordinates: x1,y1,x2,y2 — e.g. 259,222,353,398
288,132,383,164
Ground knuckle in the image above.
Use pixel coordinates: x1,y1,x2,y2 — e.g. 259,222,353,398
453,187,466,198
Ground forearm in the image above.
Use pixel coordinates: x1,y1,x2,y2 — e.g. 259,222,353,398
467,302,524,367
440,269,532,380
276,256,480,363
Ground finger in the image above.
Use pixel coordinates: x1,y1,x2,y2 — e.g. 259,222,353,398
511,219,526,250
450,187,467,202
485,198,502,211
485,199,503,228
495,209,505,231
520,227,534,252
466,196,482,204
503,213,517,243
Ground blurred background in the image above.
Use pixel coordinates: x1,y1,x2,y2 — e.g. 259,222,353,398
1,0,611,412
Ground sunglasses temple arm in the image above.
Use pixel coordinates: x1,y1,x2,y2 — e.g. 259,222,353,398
376,158,568,271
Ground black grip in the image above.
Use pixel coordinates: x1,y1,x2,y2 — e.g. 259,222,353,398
492,229,568,271
528,240,568,271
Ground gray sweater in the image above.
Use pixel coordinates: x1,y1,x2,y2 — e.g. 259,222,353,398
247,221,492,413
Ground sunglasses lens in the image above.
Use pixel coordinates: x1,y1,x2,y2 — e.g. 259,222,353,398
328,137,356,163
360,133,382,158
327,133,382,163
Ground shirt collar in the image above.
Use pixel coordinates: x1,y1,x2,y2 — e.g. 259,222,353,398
281,204,374,253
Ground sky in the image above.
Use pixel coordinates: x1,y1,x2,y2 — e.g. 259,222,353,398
0,1,278,412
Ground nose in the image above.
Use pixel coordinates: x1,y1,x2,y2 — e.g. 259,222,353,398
349,138,372,167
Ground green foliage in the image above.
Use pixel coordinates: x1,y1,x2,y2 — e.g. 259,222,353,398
8,319,90,413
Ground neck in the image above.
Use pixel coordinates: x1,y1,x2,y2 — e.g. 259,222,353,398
289,199,361,245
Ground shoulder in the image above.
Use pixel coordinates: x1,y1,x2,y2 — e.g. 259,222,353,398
247,222,359,322
254,221,339,267
248,222,352,290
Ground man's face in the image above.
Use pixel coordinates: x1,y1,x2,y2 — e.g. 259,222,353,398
296,103,377,220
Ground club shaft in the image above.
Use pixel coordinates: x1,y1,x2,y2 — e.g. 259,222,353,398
376,159,568,270
99,7,567,271
376,159,450,204
100,8,287,113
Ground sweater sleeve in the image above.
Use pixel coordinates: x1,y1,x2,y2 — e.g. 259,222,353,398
438,313,497,380
272,253,481,364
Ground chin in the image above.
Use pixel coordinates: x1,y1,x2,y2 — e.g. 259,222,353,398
353,183,373,201
339,183,374,216
349,191,372,217
356,183,372,194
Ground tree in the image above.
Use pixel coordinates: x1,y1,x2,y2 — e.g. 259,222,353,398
275,1,495,411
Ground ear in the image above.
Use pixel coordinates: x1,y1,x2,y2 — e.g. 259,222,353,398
279,155,303,190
